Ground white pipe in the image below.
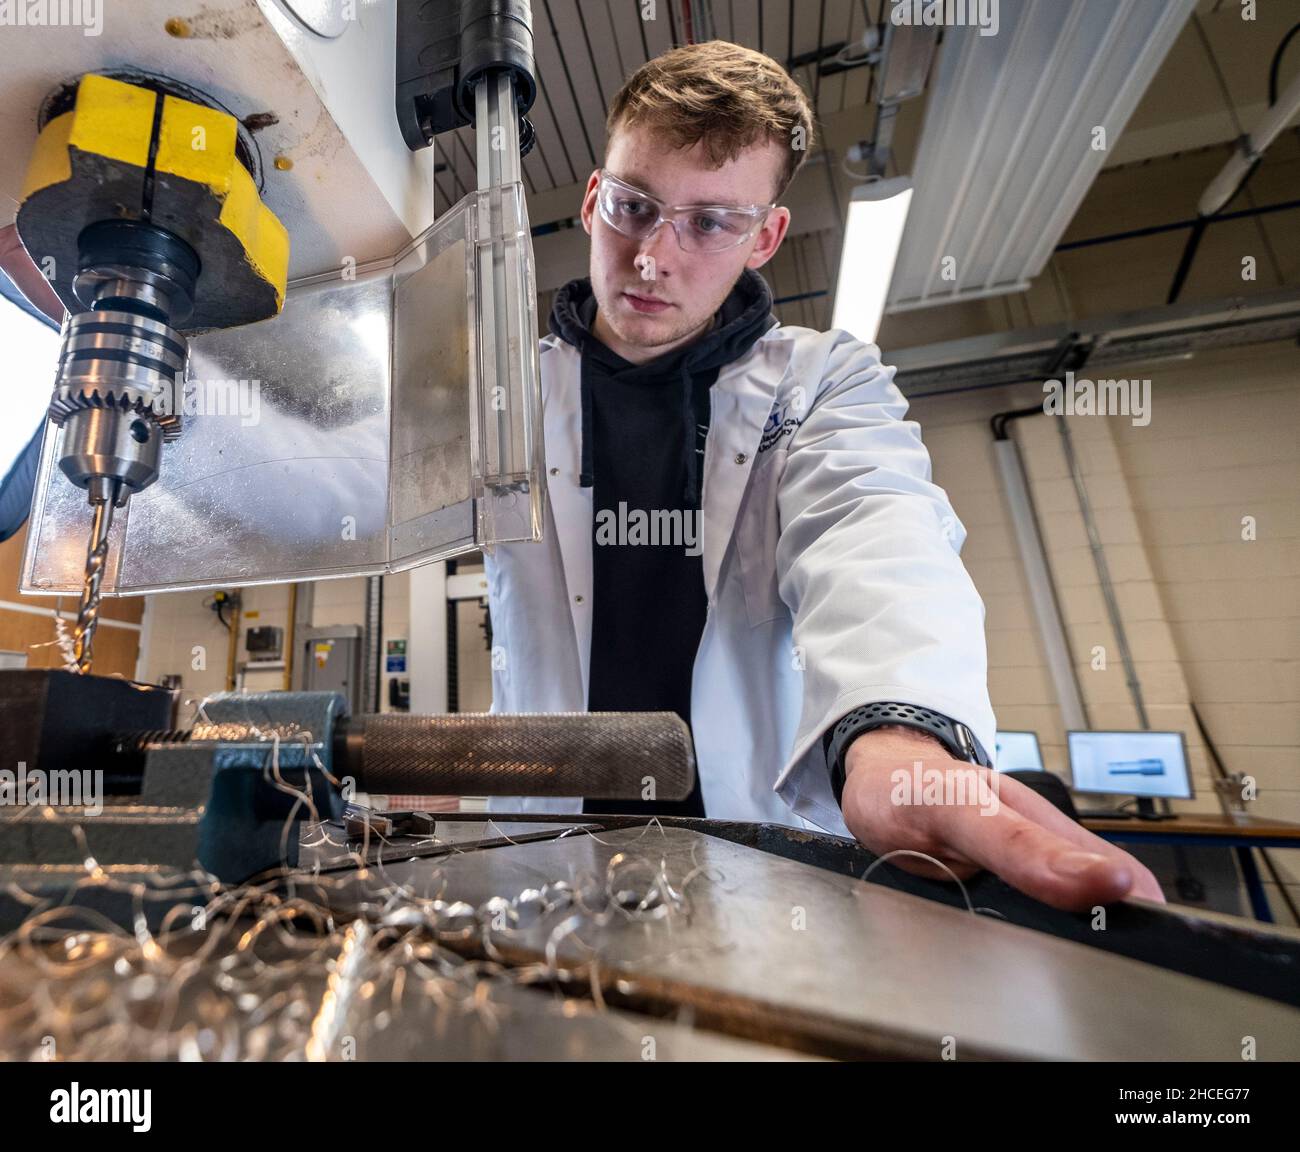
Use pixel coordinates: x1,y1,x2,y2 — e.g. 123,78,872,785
993,439,1089,734
1198,69,1300,217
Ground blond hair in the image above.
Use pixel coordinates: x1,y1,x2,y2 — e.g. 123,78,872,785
605,40,815,200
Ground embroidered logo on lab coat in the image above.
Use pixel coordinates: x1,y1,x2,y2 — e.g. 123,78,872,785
759,398,802,453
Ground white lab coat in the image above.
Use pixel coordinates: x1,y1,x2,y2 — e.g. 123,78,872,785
484,322,996,836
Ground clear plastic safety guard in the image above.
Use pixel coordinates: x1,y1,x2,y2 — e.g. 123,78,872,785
20,181,545,596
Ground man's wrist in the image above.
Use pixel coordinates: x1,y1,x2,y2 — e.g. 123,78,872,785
824,704,991,808
842,725,948,782
846,723,948,755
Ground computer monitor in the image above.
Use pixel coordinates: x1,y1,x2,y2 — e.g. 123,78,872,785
1068,730,1192,817
994,731,1044,773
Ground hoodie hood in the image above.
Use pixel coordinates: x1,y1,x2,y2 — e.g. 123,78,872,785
549,269,776,503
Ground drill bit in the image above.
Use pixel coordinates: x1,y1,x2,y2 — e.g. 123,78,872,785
42,224,197,675
71,479,120,674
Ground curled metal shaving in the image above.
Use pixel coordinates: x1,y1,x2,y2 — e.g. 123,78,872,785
0,786,725,1059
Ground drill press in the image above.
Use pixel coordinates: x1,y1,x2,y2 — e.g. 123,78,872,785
14,71,289,670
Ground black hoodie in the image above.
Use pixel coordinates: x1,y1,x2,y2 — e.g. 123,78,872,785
549,270,775,817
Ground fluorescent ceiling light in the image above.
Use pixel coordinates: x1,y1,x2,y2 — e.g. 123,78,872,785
886,0,1195,312
831,177,913,346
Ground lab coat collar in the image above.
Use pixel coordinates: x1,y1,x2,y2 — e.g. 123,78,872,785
700,330,794,599
541,337,595,693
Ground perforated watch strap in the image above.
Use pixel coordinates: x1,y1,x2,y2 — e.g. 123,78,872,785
824,701,992,808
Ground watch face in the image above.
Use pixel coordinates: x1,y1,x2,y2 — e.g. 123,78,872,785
953,723,975,760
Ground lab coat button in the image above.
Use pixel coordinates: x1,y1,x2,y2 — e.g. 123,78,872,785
735,452,748,465
574,594,584,603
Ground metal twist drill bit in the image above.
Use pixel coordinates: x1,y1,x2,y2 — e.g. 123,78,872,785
71,490,117,674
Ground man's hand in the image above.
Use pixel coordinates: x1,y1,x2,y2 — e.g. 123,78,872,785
839,725,1165,912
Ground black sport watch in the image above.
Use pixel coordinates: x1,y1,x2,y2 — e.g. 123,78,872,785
824,701,992,807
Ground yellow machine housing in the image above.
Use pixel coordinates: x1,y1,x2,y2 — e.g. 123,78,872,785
17,73,288,332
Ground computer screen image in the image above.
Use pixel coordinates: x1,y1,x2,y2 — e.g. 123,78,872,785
1067,731,1193,800
994,731,1044,772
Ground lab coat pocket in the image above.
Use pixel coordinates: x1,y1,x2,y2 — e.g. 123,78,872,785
734,447,788,627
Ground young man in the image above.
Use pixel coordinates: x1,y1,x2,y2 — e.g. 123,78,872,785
486,41,1163,913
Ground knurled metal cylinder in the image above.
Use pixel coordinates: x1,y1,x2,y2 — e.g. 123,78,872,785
49,307,187,437
340,712,695,800
48,267,189,503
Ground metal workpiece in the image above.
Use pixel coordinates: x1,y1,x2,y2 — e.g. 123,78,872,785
0,668,177,772
332,710,695,800
0,884,812,1062
2,666,1298,1061
302,818,596,872
357,826,1300,1061
2,805,1298,1060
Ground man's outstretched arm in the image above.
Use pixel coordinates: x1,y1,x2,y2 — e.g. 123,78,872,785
774,331,1162,911
841,724,1164,911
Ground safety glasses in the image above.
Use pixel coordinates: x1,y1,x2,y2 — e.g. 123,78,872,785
595,170,774,254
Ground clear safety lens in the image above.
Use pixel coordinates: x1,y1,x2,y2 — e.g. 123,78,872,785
597,175,765,253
